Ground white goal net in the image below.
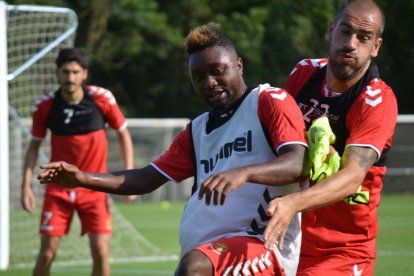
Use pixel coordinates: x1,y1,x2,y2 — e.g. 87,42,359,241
2,2,182,270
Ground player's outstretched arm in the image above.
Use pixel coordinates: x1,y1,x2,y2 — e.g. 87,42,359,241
38,161,168,195
263,145,377,251
38,161,88,188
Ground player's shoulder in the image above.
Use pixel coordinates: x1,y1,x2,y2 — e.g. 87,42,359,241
356,77,397,109
258,83,292,102
290,58,328,71
289,58,328,76
367,77,395,96
86,85,117,105
32,90,56,113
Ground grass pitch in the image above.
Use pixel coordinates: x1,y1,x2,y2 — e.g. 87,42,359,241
1,194,413,275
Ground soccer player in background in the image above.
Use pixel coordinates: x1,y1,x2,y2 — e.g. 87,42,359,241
264,1,398,275
37,23,308,275
21,48,135,276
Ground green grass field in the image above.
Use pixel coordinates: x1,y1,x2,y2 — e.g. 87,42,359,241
1,194,413,275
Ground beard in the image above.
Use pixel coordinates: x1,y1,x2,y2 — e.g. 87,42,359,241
208,90,236,114
329,57,368,81
328,49,370,81
207,80,246,114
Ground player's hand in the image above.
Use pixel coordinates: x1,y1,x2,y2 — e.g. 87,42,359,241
198,167,248,205
21,187,35,214
37,161,84,188
263,195,297,251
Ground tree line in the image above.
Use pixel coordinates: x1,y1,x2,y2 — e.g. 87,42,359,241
9,0,414,117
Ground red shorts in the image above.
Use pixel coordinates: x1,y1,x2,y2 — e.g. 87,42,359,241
195,236,285,276
39,188,112,236
297,253,375,276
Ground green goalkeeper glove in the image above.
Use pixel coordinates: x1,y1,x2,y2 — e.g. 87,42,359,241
307,116,340,183
307,116,370,205
344,186,370,205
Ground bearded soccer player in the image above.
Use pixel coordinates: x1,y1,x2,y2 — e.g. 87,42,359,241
21,48,134,276
37,23,308,275
264,1,398,275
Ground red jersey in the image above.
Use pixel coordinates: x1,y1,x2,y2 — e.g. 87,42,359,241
285,58,398,258
31,85,127,192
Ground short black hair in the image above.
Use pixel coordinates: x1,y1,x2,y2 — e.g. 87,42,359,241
185,22,238,58
55,48,87,69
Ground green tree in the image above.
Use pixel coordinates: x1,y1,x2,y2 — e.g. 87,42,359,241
7,0,414,116
376,0,414,113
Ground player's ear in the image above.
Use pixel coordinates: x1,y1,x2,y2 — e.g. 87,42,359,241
236,57,243,75
83,68,89,80
371,37,382,58
325,22,334,42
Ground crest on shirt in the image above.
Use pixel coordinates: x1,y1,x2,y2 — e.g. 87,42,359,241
211,243,228,255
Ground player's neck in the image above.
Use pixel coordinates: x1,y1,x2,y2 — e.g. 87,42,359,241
60,87,84,104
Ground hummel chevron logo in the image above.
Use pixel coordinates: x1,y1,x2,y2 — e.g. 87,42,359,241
242,260,252,275
366,88,381,97
270,91,287,101
365,96,382,107
223,253,272,276
353,264,363,276
365,86,383,107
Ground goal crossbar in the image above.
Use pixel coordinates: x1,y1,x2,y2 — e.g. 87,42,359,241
6,5,78,81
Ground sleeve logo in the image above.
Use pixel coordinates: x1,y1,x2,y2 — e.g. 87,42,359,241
266,88,287,101
364,86,382,107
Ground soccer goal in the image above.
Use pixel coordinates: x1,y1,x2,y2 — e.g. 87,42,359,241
0,1,80,269
1,2,182,270
383,115,414,193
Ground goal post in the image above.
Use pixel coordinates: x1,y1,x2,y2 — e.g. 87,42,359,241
0,1,9,271
1,1,78,270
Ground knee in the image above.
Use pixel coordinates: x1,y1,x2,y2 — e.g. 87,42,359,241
89,234,110,261
38,247,57,264
175,250,213,276
90,245,110,261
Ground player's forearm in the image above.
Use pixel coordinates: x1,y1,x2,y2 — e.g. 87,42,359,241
284,145,376,212
22,168,34,190
22,160,35,189
80,166,166,195
287,166,365,212
80,172,130,194
245,145,307,185
245,158,303,185
21,145,39,190
117,129,134,170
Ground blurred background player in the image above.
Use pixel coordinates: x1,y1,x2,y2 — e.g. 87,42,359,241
264,1,398,275
37,23,308,275
21,48,134,276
